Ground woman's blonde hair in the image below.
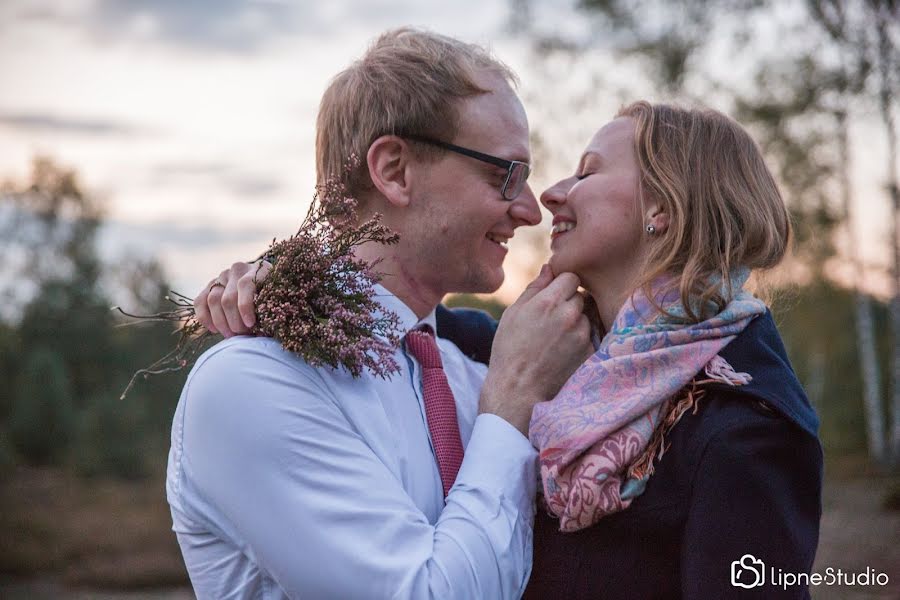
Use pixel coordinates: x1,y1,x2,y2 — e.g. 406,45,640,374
316,28,517,198
617,101,791,321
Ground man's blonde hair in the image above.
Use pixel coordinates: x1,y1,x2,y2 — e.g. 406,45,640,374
316,28,517,198
618,101,791,321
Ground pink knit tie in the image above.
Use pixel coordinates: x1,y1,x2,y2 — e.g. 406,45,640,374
405,326,465,498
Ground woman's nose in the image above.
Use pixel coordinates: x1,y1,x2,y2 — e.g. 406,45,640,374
540,177,575,210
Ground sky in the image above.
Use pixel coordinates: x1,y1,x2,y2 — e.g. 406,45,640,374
0,0,894,305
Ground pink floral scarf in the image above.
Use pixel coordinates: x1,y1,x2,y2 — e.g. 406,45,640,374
529,278,766,532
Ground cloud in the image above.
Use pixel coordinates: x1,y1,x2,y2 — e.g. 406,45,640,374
151,161,233,178
88,0,302,53
9,0,510,53
149,161,285,198
228,175,284,197
100,218,272,251
0,111,141,136
0,0,93,34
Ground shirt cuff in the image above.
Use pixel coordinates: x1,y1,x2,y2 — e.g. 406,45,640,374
455,413,538,509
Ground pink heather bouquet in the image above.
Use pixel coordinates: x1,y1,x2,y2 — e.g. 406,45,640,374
117,159,401,398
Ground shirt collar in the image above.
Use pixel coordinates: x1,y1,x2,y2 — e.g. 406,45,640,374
372,283,438,336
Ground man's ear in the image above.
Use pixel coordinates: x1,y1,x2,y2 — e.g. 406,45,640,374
367,135,413,208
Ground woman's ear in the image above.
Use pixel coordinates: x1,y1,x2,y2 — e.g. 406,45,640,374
645,203,670,235
367,135,413,208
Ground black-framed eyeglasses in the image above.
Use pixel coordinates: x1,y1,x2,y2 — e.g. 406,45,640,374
406,135,531,201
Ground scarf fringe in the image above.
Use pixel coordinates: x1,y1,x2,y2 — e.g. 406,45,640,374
705,354,753,385
627,355,752,480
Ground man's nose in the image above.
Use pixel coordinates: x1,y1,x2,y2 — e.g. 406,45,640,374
509,183,542,226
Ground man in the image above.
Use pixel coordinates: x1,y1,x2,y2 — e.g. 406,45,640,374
169,28,592,599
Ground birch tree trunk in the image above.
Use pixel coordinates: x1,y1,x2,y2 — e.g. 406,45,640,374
837,110,886,463
874,2,900,466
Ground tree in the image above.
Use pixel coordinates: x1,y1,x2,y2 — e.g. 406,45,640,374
754,0,890,463
0,156,185,478
0,156,104,319
0,321,19,423
509,0,898,464
75,391,149,480
9,348,76,465
871,0,900,465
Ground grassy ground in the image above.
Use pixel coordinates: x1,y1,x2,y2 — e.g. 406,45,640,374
0,466,189,595
1,457,898,598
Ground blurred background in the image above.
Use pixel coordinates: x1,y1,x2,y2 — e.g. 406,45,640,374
0,1,897,598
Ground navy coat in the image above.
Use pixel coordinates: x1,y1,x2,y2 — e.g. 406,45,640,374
436,305,823,600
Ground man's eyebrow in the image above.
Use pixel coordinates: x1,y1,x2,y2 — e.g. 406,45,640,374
509,149,531,164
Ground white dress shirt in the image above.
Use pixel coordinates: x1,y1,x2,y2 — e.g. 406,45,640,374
166,285,538,599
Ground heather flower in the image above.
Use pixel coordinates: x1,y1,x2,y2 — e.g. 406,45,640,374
117,158,401,398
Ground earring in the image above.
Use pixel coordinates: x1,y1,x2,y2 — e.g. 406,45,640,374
646,224,656,235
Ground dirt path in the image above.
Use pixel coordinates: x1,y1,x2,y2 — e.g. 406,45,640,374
811,469,900,599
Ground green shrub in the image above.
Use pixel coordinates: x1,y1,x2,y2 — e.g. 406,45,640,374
0,427,16,474
9,348,76,465
883,483,900,512
75,392,148,480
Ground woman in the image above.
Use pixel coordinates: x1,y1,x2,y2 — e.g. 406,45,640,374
199,101,822,599
522,102,821,599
